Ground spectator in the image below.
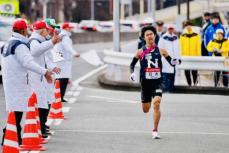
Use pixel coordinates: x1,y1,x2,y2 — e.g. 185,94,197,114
204,13,225,56
180,21,201,86
158,24,181,92
155,20,165,44
207,29,229,87
201,12,212,56
155,20,165,37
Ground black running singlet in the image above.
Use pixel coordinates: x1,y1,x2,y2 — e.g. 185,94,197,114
140,46,162,80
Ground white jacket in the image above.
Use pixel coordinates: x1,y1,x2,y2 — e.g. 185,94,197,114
1,32,46,112
44,49,56,104
29,32,54,109
158,32,180,73
54,30,78,79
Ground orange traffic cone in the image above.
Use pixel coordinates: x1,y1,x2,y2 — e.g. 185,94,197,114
20,95,46,151
2,112,19,153
31,93,47,144
48,80,65,119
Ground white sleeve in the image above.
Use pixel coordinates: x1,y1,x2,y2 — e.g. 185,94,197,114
158,37,165,49
45,51,56,70
62,36,78,56
15,45,47,75
30,40,54,57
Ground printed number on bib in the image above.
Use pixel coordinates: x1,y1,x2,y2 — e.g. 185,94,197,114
145,68,161,79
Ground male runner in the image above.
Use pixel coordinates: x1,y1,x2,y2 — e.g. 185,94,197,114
130,26,176,139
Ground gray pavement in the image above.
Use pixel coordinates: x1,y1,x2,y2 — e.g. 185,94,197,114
43,71,229,153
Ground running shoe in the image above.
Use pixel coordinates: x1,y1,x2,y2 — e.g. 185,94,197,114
152,130,161,139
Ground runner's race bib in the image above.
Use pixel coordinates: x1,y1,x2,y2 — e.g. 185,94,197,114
145,68,161,79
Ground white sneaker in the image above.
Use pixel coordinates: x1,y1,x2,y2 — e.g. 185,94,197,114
152,131,161,139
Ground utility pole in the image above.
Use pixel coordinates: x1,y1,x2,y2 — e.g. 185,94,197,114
129,0,133,17
43,0,49,19
177,0,181,15
187,0,190,20
91,0,95,20
147,0,151,16
113,0,120,52
121,2,125,20
140,0,144,19
151,0,155,21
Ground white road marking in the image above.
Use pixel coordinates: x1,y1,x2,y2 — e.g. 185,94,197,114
73,64,108,86
25,65,108,150
63,107,71,113
88,95,139,104
54,129,229,136
68,97,77,104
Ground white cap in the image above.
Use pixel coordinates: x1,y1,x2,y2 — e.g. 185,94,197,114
216,29,224,34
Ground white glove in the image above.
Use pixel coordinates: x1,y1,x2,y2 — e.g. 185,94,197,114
171,59,178,66
130,73,136,81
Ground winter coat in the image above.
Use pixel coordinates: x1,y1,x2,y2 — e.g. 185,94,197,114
44,49,56,104
158,32,180,73
54,30,78,79
207,38,229,57
180,30,201,56
204,23,225,48
29,32,54,109
1,32,46,112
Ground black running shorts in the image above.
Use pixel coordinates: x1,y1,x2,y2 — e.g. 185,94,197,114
141,79,162,103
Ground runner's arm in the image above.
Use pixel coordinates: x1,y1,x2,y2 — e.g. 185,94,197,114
130,50,140,73
159,48,176,67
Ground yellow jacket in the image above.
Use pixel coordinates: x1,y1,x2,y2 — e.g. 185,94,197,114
180,30,201,56
207,39,229,57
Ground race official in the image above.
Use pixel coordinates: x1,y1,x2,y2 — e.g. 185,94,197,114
55,22,80,102
29,20,61,138
1,19,53,145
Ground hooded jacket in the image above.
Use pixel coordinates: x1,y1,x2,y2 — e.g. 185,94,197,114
207,38,229,57
158,32,180,73
1,32,46,111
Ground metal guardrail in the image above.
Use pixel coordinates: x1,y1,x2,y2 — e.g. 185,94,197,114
103,50,229,71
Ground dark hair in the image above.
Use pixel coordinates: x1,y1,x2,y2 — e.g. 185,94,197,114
156,20,164,26
183,20,193,28
141,26,157,38
211,12,220,19
13,29,25,34
204,12,211,16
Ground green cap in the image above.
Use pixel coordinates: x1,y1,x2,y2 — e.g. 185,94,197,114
45,18,60,29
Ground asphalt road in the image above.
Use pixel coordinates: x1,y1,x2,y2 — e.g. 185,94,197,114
0,42,229,153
